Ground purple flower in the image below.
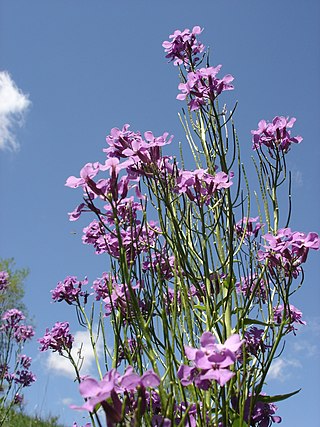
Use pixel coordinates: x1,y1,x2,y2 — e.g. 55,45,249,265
174,168,233,205
245,398,281,426
72,369,120,413
252,116,302,154
177,66,234,111
102,280,141,318
142,250,175,280
0,270,9,291
14,369,36,387
68,203,87,222
162,26,205,66
1,308,25,326
120,365,160,390
117,338,138,365
104,124,172,163
235,216,262,239
51,276,88,305
65,162,103,190
14,324,35,342
92,272,113,300
72,367,160,426
38,321,74,354
258,228,319,278
13,393,24,405
236,274,267,303
273,304,306,334
178,331,244,388
18,354,32,369
244,327,265,356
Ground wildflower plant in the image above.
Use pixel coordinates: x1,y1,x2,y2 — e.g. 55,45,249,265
0,272,36,426
39,26,319,426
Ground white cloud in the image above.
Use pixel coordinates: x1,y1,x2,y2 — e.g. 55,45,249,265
0,71,31,151
268,357,302,382
46,328,104,379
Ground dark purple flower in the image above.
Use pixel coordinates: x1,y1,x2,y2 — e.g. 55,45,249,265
14,369,36,387
244,327,265,356
162,26,205,66
244,397,282,426
51,276,88,305
38,321,74,354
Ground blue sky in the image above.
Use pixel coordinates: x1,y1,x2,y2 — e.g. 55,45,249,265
0,1,319,426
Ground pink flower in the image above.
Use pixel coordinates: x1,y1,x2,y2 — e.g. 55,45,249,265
162,26,205,66
252,116,302,154
177,66,234,110
178,331,244,388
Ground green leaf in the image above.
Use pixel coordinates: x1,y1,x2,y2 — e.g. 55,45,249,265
232,418,248,427
258,388,301,403
243,318,271,327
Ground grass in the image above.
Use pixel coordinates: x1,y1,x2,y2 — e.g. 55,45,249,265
1,410,64,427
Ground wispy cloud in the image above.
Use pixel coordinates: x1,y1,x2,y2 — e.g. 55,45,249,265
291,169,303,188
0,71,31,151
46,328,104,379
268,357,302,382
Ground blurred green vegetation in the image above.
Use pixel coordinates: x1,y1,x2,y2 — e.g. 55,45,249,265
1,411,63,427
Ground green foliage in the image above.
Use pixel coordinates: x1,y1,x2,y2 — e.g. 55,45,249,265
0,258,29,315
1,411,63,427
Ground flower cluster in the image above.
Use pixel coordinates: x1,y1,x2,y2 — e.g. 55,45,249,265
244,397,282,426
273,304,306,334
82,218,161,263
236,274,267,303
0,279,36,411
51,276,88,305
55,26,317,427
244,327,265,356
162,26,205,66
251,116,302,154
1,309,35,342
258,228,319,277
103,279,144,319
177,66,234,111
0,270,9,291
174,168,233,205
178,331,244,388
235,216,262,240
38,321,74,354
